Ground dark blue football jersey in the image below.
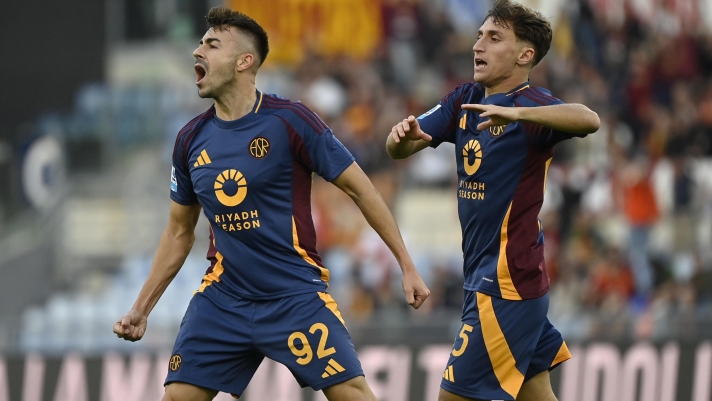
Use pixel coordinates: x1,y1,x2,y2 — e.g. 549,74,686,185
170,91,355,300
417,82,587,300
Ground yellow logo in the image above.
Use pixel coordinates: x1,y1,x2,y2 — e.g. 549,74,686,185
489,125,506,136
169,354,182,371
214,169,248,207
194,149,212,167
462,140,482,176
459,114,467,129
321,358,346,378
249,137,270,158
443,365,455,382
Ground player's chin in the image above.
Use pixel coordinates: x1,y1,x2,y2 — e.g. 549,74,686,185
473,73,489,85
196,85,213,99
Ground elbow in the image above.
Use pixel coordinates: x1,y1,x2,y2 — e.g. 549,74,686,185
589,111,601,133
389,151,408,160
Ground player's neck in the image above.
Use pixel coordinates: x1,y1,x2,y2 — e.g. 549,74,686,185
213,78,257,121
483,73,529,98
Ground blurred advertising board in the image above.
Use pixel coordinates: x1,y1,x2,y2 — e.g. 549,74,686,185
1,340,711,401
227,0,383,64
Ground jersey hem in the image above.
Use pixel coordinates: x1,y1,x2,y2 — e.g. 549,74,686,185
441,381,514,401
207,281,329,301
463,284,550,300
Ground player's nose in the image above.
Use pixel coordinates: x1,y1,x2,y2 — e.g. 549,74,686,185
473,40,484,53
193,47,205,60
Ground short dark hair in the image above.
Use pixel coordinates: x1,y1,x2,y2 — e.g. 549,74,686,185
485,0,552,66
205,6,270,67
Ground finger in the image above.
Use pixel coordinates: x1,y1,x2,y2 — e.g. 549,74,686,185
113,322,124,335
418,131,433,141
396,124,406,138
407,115,418,127
404,289,415,306
121,315,132,328
391,128,401,143
477,120,492,131
413,290,430,309
479,111,492,118
400,120,411,132
461,104,486,111
131,326,141,339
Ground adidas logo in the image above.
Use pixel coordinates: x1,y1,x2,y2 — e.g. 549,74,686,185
194,149,212,167
321,358,346,378
442,365,455,382
459,114,467,130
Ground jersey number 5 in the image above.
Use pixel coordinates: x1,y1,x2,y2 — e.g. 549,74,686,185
288,323,336,365
452,323,473,357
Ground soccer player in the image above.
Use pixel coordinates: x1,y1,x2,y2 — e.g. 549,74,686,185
386,1,600,401
113,7,430,401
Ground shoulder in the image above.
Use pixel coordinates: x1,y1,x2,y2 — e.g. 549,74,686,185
172,106,215,160
259,93,329,134
442,82,483,105
512,86,562,107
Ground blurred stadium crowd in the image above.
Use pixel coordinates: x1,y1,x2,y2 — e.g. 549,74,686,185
9,0,712,352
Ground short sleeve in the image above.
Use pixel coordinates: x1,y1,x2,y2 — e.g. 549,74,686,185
169,135,198,205
520,88,588,148
418,84,472,148
279,105,355,182
303,128,355,181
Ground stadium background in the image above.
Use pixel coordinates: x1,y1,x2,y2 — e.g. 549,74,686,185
1,0,712,400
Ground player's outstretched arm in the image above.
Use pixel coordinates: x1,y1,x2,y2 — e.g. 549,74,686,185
385,115,433,159
462,103,600,134
331,162,430,309
113,201,202,341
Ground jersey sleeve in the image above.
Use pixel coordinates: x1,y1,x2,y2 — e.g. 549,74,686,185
417,84,470,148
520,87,589,148
169,133,198,205
280,105,355,182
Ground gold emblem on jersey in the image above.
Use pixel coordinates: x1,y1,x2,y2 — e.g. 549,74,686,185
249,137,270,158
489,125,506,136
169,354,182,371
462,140,482,176
214,169,248,207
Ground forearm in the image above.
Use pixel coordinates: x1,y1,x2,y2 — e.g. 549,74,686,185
518,104,600,134
131,229,195,315
385,135,428,160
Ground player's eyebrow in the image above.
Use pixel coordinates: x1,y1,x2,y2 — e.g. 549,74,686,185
199,38,222,46
478,29,504,37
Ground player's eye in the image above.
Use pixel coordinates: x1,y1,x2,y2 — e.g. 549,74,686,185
210,45,217,49
492,37,500,42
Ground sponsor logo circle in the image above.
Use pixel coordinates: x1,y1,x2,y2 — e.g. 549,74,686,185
214,169,248,207
462,140,483,176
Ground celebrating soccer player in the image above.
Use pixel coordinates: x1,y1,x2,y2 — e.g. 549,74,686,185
113,6,429,401
386,1,600,400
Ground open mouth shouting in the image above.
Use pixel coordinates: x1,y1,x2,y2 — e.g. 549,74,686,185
195,63,208,85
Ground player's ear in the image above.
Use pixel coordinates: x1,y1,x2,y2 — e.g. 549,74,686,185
517,47,535,67
235,53,255,72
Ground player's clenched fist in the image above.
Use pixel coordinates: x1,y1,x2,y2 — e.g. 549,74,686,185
113,309,148,342
390,115,432,143
402,270,430,309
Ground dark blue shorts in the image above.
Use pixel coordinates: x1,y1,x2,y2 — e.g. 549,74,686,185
441,291,571,400
165,286,364,396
